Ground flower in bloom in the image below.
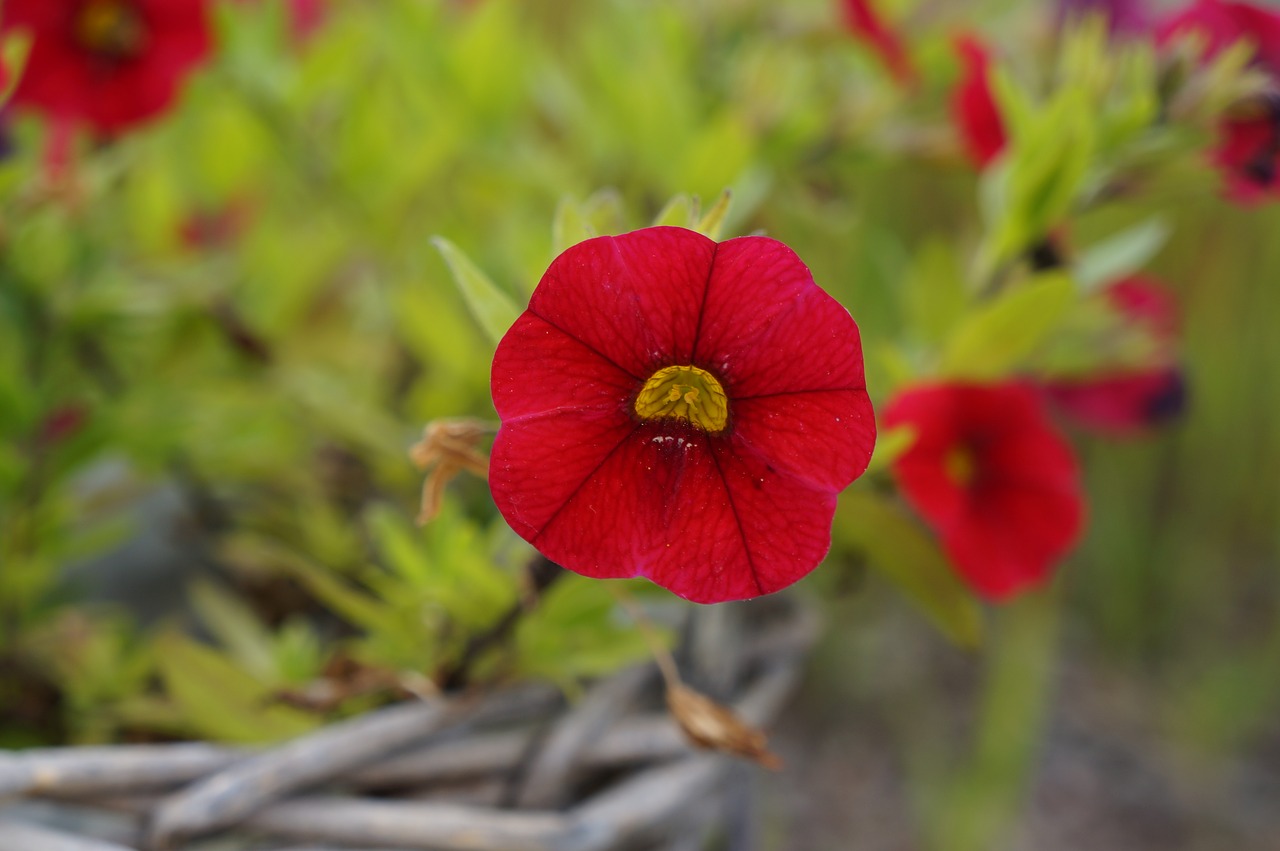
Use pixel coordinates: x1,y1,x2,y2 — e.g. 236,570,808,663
1160,0,1280,202
490,226,876,604
884,382,1084,600
951,34,1007,169
839,0,917,84
1043,276,1186,435
0,0,212,136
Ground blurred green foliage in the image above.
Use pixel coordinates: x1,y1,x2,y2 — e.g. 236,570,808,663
1,0,1278,846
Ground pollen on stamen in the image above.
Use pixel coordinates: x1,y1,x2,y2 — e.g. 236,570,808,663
634,365,729,433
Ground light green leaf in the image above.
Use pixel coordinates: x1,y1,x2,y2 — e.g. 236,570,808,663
940,273,1075,380
1075,218,1170,292
836,491,983,648
155,634,317,743
551,197,597,257
864,425,916,476
904,240,969,346
694,190,732,240
189,579,277,682
0,31,31,104
432,236,521,346
652,194,698,229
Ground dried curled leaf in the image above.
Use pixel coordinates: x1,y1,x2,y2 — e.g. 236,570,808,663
666,682,781,770
409,418,495,524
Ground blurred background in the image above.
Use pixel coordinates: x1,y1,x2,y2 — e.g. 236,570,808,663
1,0,1279,849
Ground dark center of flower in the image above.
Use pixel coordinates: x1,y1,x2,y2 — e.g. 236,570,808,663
944,445,977,487
634,365,728,433
74,0,147,60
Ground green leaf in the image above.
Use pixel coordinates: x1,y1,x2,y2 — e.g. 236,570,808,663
0,31,31,104
551,197,597,256
836,490,983,648
155,633,317,743
1075,218,1170,292
940,273,1075,380
903,240,969,346
652,193,699,229
694,190,732,240
515,577,657,689
189,579,278,683
431,236,521,346
981,79,1095,269
864,425,915,476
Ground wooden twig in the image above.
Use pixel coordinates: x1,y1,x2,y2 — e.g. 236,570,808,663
514,664,656,809
0,819,137,851
145,684,557,850
569,754,727,851
239,795,584,851
0,743,238,800
5,596,817,851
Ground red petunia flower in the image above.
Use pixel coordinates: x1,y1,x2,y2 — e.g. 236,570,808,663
490,226,876,604
0,0,212,136
1160,0,1280,202
1043,276,1186,436
838,0,917,84
884,382,1084,601
951,34,1007,170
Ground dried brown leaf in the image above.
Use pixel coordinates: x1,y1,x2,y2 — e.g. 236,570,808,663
665,683,782,770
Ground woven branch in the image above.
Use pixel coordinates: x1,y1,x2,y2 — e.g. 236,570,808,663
0,596,818,851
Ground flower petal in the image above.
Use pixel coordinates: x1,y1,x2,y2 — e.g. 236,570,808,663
496,416,838,603
731,389,875,491
490,407,638,544
884,382,1085,601
944,481,1084,600
694,236,867,399
528,227,717,378
492,312,639,422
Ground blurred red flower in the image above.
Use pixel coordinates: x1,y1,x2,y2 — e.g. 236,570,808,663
951,34,1007,169
1043,276,1186,435
1160,0,1280,202
490,226,876,604
884,382,1084,601
839,0,917,84
1056,0,1152,37
0,0,212,136
286,0,326,44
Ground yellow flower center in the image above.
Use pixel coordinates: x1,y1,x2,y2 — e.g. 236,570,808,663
634,365,728,433
945,446,977,487
75,0,146,60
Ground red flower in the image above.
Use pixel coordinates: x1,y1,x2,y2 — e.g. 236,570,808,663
1160,0,1280,202
838,0,917,84
951,34,1007,169
0,0,212,136
1043,276,1186,435
285,0,327,45
884,382,1085,601
490,227,876,604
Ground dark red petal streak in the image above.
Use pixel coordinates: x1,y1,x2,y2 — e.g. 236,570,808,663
529,227,716,378
695,236,868,400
